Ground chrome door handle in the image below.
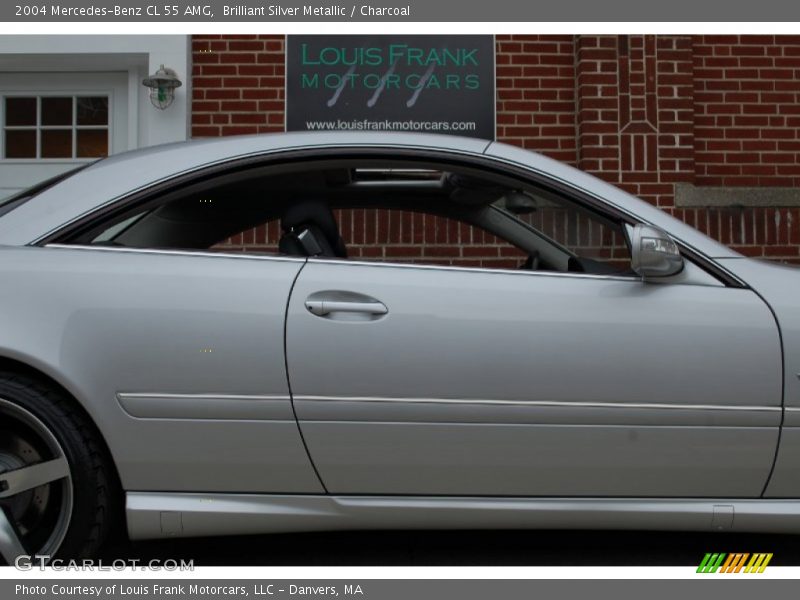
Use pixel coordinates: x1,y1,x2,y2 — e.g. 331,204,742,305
305,299,388,317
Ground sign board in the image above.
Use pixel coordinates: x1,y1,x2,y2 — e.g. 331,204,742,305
286,35,496,140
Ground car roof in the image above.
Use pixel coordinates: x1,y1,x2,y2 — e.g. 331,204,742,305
0,132,490,246
0,131,739,260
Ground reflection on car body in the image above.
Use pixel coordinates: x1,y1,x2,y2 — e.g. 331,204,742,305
0,132,798,563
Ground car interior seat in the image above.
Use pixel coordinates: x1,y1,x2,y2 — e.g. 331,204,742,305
279,199,348,258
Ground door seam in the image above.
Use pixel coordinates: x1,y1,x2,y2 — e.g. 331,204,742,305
283,257,329,493
752,287,787,498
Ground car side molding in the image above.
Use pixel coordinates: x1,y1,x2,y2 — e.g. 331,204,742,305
126,493,800,540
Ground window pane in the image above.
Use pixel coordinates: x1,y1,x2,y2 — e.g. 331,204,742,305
5,97,37,126
41,97,72,126
516,205,631,270
76,97,108,126
41,129,72,158
4,129,36,158
211,220,281,254
337,208,527,269
76,129,108,158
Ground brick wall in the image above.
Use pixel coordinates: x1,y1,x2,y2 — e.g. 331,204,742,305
495,35,577,164
192,34,800,263
693,35,800,188
690,35,800,259
192,34,286,136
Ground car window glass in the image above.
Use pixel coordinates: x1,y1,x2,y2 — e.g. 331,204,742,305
494,193,632,273
332,208,528,269
210,208,527,269
77,160,634,276
211,221,282,255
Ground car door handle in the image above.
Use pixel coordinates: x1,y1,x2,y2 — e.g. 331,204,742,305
305,299,388,317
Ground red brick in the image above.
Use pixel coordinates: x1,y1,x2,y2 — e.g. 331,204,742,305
222,77,259,87
228,41,266,51
204,89,241,100
197,65,237,76
192,34,800,262
220,101,257,112
192,126,219,137
219,53,257,64
194,76,222,88
221,125,258,136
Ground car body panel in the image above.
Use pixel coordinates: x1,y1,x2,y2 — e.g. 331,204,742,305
126,493,800,540
0,132,798,541
714,257,800,498
0,245,323,493
286,259,782,497
298,423,778,497
0,132,490,246
765,429,800,498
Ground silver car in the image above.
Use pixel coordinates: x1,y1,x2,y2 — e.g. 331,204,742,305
1,132,798,563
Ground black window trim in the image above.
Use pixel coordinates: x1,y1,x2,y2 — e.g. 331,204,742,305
33,147,746,289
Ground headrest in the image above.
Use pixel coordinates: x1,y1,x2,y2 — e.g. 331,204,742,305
281,199,340,241
280,199,347,258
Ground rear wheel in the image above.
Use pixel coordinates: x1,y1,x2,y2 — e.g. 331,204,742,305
0,374,112,564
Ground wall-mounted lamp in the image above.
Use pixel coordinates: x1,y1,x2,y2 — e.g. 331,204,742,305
142,65,182,110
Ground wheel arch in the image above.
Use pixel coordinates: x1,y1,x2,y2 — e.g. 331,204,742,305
0,354,125,528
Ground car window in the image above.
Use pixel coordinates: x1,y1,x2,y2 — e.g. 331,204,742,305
213,203,629,275
336,208,528,269
494,194,632,273
211,220,282,255
72,159,634,276
211,208,527,268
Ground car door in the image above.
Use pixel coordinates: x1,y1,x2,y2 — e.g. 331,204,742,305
18,245,324,494
286,248,782,498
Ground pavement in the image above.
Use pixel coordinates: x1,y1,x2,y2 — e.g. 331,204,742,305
104,529,800,566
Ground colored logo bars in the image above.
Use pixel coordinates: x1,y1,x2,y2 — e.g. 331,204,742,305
697,553,773,573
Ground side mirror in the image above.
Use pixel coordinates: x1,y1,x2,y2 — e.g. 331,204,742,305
630,224,684,278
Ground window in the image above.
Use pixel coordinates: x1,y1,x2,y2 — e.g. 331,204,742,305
493,191,631,273
337,208,529,269
213,208,527,268
3,96,109,159
69,159,634,276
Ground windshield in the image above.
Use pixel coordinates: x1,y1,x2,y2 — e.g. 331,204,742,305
0,163,96,218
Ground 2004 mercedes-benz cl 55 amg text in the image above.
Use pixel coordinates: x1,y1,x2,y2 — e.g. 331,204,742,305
1,132,800,562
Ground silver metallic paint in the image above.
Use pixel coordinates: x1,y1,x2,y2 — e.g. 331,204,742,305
298,423,777,497
116,393,293,421
293,396,781,427
126,493,800,540
286,259,781,496
0,245,322,493
713,258,800,497
0,133,799,536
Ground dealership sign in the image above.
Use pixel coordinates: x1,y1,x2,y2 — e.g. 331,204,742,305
285,35,496,139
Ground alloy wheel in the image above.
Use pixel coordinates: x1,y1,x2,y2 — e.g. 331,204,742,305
0,397,73,564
